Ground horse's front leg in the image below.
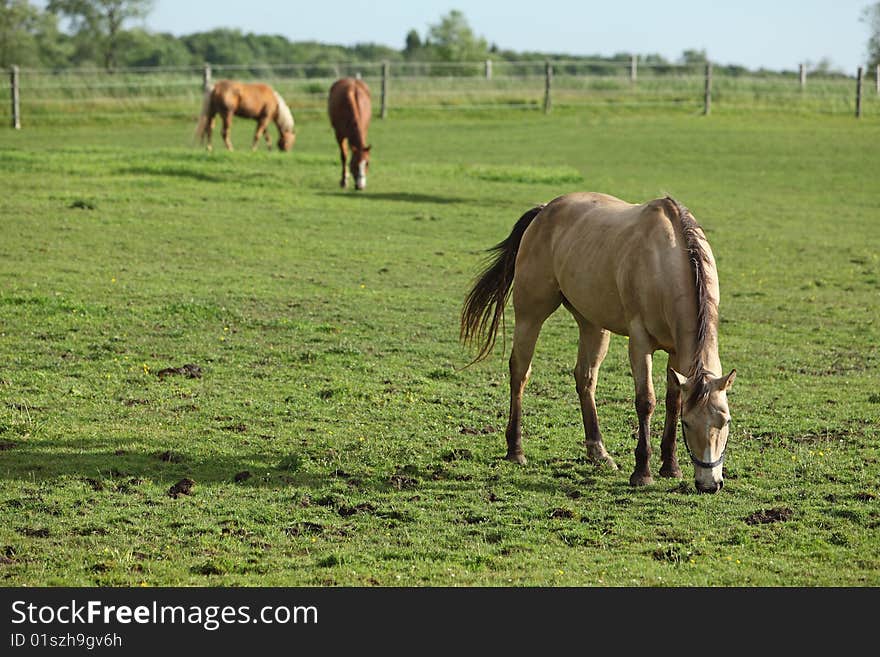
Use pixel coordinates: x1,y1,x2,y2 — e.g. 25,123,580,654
628,328,656,486
252,116,271,151
659,363,683,478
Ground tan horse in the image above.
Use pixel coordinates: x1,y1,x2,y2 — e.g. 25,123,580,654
461,193,736,493
196,80,295,152
327,77,372,190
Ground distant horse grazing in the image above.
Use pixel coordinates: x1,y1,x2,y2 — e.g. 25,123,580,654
196,80,295,152
327,77,372,190
461,193,736,493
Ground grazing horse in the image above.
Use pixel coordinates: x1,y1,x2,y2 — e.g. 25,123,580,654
460,192,736,493
196,80,295,152
327,77,372,190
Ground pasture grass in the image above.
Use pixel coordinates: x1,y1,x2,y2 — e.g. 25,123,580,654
0,106,878,586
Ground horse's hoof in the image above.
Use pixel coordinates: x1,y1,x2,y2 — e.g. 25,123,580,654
660,462,683,478
504,452,527,465
585,444,618,470
629,472,654,487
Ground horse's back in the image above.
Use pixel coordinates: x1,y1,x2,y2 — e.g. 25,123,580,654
210,80,274,116
518,192,698,342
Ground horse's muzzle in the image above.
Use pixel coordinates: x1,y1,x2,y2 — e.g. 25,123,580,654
695,479,723,494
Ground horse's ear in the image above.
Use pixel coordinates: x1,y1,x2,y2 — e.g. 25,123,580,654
719,369,736,391
670,369,689,389
364,144,372,152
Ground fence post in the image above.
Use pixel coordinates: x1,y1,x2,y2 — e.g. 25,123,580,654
543,61,552,114
630,54,637,83
485,59,492,80
10,65,20,129
855,66,863,118
703,62,712,115
380,61,389,119
799,63,806,89
202,63,212,92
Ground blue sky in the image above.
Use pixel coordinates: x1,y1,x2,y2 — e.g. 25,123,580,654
75,1,880,72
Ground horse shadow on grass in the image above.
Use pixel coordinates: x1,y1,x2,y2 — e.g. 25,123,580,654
315,191,467,205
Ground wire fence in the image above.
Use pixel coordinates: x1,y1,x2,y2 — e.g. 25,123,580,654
2,59,878,127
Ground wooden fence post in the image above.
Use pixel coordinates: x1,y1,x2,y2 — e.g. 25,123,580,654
703,62,712,115
202,63,211,92
10,65,20,129
855,66,863,118
485,59,492,80
799,63,806,89
380,61,389,119
543,61,552,114
630,54,637,83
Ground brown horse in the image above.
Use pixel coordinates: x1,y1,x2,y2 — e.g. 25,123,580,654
327,78,372,190
196,80,295,152
461,193,736,493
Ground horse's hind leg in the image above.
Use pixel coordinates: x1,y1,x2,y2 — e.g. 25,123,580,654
204,114,215,152
569,311,618,470
222,111,234,151
505,284,561,464
337,138,349,188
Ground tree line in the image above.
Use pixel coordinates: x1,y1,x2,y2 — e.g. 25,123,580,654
1,2,877,74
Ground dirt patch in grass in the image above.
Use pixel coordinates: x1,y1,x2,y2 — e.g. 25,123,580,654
441,448,473,462
388,474,419,490
157,450,183,463
18,527,50,538
234,471,252,483
168,478,195,498
0,441,17,450
459,425,496,435
745,507,793,525
156,363,202,379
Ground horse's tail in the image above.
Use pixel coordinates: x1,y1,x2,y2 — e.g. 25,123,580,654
460,204,546,364
194,86,214,145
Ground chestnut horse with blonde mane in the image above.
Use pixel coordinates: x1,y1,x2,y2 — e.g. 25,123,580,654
461,192,737,493
196,80,296,152
328,78,372,190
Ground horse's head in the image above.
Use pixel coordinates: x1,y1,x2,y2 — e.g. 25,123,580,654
278,131,296,152
350,144,371,190
673,369,736,494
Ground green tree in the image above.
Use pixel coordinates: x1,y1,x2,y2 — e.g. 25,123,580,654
679,48,708,65
0,0,68,67
863,2,880,69
425,10,488,61
119,29,191,67
47,0,153,69
403,28,421,58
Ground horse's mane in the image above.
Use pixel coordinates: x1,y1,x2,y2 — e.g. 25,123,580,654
663,196,718,408
273,91,295,133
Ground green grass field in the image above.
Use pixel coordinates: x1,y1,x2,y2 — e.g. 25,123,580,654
1,106,878,586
